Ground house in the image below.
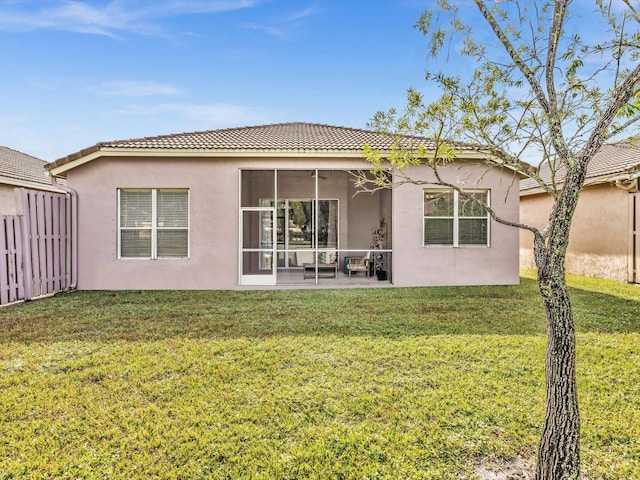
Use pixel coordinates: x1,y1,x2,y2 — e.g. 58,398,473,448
520,136,640,283
0,146,65,214
45,122,521,290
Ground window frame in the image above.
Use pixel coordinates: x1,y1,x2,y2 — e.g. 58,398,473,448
117,188,190,259
423,188,490,247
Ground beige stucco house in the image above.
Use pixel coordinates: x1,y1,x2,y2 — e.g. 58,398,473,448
0,146,65,214
46,123,521,290
520,136,640,283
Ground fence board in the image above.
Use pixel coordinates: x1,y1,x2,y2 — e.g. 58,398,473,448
0,216,24,305
0,189,72,306
36,193,48,296
52,195,61,292
14,216,25,300
0,216,10,305
6,217,19,303
44,194,54,294
20,193,33,300
28,192,42,297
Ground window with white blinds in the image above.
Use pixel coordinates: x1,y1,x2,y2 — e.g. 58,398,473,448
424,189,489,247
118,189,189,258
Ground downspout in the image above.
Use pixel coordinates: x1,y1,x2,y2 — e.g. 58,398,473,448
615,178,639,192
615,169,640,192
614,172,639,283
51,176,78,290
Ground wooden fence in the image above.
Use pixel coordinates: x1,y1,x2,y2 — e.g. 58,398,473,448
0,189,73,306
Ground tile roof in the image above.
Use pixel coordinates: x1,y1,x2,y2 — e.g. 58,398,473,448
98,122,453,151
520,136,640,192
0,146,52,186
49,122,483,170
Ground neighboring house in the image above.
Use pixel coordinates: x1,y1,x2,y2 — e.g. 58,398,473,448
0,146,65,214
46,122,521,290
0,147,73,305
520,136,640,283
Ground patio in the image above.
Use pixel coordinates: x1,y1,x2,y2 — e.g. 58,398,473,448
275,267,391,287
241,169,393,287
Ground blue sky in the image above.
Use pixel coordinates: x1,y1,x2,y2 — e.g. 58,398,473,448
0,1,434,161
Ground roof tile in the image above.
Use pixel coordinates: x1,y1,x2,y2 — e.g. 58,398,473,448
49,122,492,174
520,136,640,191
98,122,445,151
0,146,52,186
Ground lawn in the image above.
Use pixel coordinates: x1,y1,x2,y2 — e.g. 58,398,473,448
0,272,638,479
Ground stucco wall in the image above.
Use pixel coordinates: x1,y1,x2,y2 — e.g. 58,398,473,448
66,156,521,289
0,185,66,215
346,178,384,250
67,157,386,290
68,157,239,290
0,186,19,214
391,162,521,286
520,183,632,282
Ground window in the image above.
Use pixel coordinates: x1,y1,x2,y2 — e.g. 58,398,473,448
423,189,489,246
260,198,339,268
118,189,189,258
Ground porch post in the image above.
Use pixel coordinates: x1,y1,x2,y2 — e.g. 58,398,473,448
314,169,319,284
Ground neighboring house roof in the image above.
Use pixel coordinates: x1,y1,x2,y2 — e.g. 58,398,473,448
0,146,63,191
47,122,500,177
521,136,640,194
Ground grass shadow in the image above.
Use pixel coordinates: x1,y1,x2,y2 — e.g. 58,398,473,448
1,275,638,344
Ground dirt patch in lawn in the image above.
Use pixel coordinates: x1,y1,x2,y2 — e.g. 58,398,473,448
474,458,535,479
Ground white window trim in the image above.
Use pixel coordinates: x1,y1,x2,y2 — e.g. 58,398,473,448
423,188,490,248
118,188,190,260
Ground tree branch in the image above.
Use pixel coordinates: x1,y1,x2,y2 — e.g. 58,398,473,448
352,163,541,237
621,0,640,23
582,63,640,161
545,0,571,162
473,1,552,121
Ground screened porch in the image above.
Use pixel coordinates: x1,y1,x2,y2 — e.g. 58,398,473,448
240,169,392,286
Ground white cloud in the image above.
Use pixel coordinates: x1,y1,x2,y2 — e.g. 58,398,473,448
242,22,285,38
132,0,262,17
89,81,182,96
0,0,264,37
241,4,323,39
0,1,132,37
288,5,322,22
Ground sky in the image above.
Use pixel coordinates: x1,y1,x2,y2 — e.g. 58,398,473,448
0,0,436,161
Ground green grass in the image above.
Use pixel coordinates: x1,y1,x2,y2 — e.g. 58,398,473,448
0,274,638,479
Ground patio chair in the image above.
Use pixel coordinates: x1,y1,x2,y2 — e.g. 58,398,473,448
347,251,370,278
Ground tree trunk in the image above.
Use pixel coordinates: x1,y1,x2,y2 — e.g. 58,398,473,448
535,272,580,480
530,156,587,480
